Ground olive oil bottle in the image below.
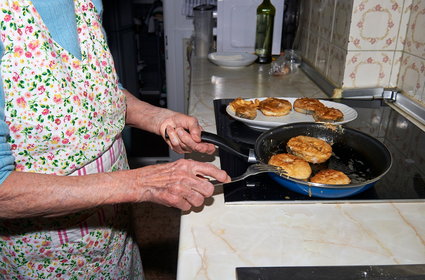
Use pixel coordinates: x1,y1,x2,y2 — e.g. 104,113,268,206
254,0,276,64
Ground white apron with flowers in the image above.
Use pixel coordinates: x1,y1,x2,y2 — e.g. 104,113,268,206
0,0,143,278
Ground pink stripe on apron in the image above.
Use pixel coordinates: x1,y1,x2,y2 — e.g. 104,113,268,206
58,229,69,245
80,221,89,237
109,144,116,164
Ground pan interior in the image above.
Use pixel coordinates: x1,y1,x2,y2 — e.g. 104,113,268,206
255,123,391,186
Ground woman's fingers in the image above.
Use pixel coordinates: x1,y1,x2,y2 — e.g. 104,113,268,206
164,126,185,153
135,159,230,210
164,126,216,154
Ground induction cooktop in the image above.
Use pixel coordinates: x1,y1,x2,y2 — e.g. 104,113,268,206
213,98,425,204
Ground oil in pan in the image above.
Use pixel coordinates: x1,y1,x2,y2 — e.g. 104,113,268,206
327,142,372,184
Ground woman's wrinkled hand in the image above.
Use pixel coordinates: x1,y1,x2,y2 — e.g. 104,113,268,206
159,112,216,155
132,159,230,211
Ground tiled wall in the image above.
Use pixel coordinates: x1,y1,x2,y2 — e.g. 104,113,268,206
398,0,425,105
345,0,409,89
298,0,353,87
298,0,425,106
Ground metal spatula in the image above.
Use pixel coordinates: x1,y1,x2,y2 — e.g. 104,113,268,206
210,163,286,186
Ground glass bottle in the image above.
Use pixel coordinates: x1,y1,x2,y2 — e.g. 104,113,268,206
254,0,275,64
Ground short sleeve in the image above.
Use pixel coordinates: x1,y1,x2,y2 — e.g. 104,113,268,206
0,36,14,185
0,102,14,185
91,0,103,14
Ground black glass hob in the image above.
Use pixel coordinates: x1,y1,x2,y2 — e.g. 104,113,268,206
214,98,425,204
236,264,425,280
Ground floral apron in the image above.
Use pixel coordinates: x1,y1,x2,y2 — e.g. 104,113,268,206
0,0,143,278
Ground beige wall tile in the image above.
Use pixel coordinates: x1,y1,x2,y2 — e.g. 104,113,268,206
398,53,425,104
389,51,403,87
297,1,312,58
299,28,310,59
316,37,330,75
299,0,425,106
318,0,336,41
299,0,312,31
404,0,425,58
306,34,319,65
343,51,397,88
396,0,413,51
328,45,346,87
349,0,405,51
332,0,354,48
310,0,323,36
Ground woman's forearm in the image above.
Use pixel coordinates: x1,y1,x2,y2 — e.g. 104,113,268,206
0,158,229,219
0,170,138,219
124,89,174,134
122,89,214,153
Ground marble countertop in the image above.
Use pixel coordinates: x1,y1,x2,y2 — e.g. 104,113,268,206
177,57,425,280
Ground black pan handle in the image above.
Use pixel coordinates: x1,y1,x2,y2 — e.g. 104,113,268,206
201,131,252,162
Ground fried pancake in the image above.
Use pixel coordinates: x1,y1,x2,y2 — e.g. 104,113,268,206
293,98,326,115
259,97,292,116
229,98,260,120
268,153,312,180
310,169,351,185
313,106,344,123
287,135,332,164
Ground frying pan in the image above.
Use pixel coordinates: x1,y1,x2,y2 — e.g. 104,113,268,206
201,122,392,198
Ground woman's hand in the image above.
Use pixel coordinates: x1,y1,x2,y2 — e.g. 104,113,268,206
131,159,230,211
160,113,215,155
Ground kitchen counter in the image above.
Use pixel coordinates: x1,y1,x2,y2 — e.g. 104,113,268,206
177,57,425,279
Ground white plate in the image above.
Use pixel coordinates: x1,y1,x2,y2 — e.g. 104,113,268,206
226,97,358,130
208,52,257,68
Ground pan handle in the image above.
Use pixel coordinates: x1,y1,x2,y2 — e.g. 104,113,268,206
201,131,253,162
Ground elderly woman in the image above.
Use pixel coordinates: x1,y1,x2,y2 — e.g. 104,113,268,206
0,0,229,278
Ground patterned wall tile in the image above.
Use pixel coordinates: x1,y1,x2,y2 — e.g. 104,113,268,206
328,45,346,87
404,0,425,58
396,0,413,51
298,0,425,104
348,0,405,51
332,0,354,48
389,51,403,87
343,51,397,88
398,53,425,104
